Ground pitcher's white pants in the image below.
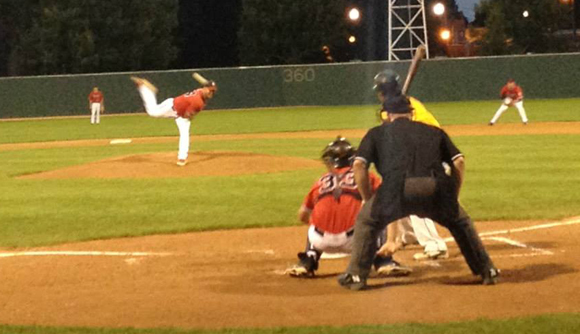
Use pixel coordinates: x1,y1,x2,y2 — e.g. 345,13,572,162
400,216,447,253
90,103,101,124
490,100,528,124
137,85,191,161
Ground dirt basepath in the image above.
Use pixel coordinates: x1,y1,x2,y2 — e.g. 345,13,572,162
2,121,580,152
0,218,579,329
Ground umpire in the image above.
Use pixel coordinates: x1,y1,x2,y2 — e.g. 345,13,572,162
338,93,499,291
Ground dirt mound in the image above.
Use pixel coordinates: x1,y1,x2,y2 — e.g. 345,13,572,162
18,151,321,179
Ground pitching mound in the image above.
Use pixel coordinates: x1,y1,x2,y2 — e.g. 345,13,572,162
18,151,321,179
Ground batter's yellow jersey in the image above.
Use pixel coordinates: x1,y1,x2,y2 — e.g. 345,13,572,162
379,96,440,128
409,97,440,128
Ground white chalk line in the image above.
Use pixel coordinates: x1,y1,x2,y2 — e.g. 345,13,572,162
443,216,580,243
441,217,580,259
0,251,172,258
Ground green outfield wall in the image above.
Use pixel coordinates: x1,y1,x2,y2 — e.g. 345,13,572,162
1,53,579,118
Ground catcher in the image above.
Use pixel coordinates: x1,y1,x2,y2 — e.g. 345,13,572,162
286,136,412,278
131,75,217,166
489,78,528,125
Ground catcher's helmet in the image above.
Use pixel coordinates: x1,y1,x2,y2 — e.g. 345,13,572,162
373,69,401,97
321,136,356,168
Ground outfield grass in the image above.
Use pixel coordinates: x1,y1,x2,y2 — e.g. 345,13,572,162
1,98,579,144
1,99,580,247
1,313,579,334
1,134,579,247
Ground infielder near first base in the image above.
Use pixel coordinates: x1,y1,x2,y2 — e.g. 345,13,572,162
489,78,528,126
131,76,217,166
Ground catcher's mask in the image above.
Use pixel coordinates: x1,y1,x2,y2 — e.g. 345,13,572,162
321,136,356,168
373,69,401,97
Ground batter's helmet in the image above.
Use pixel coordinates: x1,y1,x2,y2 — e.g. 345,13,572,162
321,136,356,168
373,69,401,97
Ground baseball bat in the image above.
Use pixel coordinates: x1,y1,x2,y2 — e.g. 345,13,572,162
402,45,426,95
192,72,209,86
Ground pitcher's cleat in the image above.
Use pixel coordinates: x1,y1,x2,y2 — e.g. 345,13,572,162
177,159,187,167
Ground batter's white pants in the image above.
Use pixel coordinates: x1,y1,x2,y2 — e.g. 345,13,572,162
400,216,447,253
307,225,353,255
90,103,101,124
137,85,191,161
490,100,528,124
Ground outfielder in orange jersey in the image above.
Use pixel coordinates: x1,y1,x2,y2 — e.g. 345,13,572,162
88,87,104,124
131,76,217,166
286,137,412,278
489,78,528,125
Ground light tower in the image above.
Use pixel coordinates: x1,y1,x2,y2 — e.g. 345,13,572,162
388,0,430,60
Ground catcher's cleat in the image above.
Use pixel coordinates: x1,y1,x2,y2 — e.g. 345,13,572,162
130,76,158,94
413,249,449,261
176,159,187,167
286,252,318,278
481,267,500,285
376,260,413,277
337,273,367,291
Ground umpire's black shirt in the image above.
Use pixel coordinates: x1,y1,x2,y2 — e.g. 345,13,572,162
356,118,464,224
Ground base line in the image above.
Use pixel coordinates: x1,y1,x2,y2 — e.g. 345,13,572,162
0,251,172,258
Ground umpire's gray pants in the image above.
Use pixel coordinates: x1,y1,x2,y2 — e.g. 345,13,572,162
347,195,494,279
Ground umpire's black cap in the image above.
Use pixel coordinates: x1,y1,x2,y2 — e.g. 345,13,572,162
373,69,402,97
382,94,412,114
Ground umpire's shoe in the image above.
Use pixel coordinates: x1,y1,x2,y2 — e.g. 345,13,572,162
481,267,501,285
337,273,367,291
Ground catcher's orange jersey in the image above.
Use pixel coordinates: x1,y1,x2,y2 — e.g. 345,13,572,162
88,91,103,103
173,89,207,118
302,167,381,234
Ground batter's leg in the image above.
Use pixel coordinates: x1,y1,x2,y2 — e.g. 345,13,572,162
489,103,509,124
175,117,191,161
410,215,447,258
514,100,528,124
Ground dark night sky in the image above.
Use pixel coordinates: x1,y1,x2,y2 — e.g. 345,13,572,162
178,0,242,69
